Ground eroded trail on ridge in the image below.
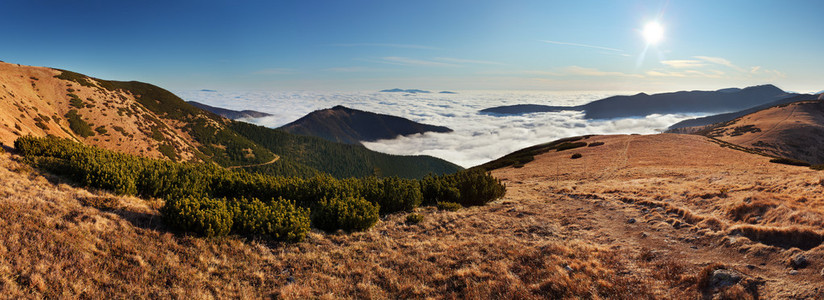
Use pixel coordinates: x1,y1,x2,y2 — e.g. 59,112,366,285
493,134,824,299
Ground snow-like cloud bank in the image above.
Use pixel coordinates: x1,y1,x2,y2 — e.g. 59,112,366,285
176,90,703,168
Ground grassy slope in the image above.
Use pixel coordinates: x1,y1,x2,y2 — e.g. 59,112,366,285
0,151,652,298
55,69,462,178
492,134,824,299
230,121,463,178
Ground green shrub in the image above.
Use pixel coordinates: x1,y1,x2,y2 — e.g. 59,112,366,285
405,213,424,224
14,136,506,239
230,197,310,242
371,177,422,214
587,141,604,147
556,141,587,151
571,153,582,159
424,169,506,207
65,110,95,137
421,174,461,205
311,196,379,232
94,126,108,135
436,201,462,211
162,196,233,237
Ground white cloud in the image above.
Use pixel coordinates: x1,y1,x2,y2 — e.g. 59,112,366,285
660,60,705,68
541,40,623,52
176,90,701,168
694,56,746,72
564,66,643,78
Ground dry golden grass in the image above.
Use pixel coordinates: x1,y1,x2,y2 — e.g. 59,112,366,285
0,61,200,160
0,149,664,299
494,133,824,298
2,132,824,298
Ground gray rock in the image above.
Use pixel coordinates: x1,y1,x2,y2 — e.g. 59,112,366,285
710,269,742,289
789,270,799,275
627,218,636,224
790,254,809,269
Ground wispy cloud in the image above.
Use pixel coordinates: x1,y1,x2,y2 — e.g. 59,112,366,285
660,60,705,68
694,56,746,72
646,70,723,78
253,68,296,75
564,66,642,78
378,56,457,67
324,66,387,73
331,43,438,50
434,57,506,66
748,66,786,78
541,40,623,52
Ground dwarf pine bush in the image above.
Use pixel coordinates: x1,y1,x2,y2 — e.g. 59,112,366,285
15,136,506,237
230,197,310,242
311,196,379,232
163,196,233,238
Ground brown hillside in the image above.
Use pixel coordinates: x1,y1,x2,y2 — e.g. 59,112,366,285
3,133,824,298
0,62,202,161
493,133,824,298
702,101,824,164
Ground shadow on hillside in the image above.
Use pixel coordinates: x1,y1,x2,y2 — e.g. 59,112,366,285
111,208,166,232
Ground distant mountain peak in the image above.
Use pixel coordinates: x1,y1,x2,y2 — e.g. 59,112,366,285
380,88,431,94
187,101,272,120
481,84,795,119
280,105,452,144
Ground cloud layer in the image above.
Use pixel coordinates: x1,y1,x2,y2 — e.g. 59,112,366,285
176,90,702,168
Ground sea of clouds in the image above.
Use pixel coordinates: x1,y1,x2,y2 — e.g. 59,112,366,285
176,90,704,168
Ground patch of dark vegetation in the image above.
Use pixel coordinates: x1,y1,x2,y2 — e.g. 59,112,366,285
769,157,810,167
570,153,582,159
555,141,588,152
311,196,379,232
53,69,95,87
15,136,505,240
730,224,824,250
405,213,424,224
64,109,94,137
729,125,761,136
231,122,462,178
68,94,84,108
587,141,604,147
94,125,107,135
436,201,462,211
158,143,177,161
752,140,774,149
474,136,591,171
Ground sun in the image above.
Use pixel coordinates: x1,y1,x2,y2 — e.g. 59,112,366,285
643,21,664,45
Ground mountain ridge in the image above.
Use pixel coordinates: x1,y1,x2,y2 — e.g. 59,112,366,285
280,105,453,145
187,101,272,119
481,84,794,119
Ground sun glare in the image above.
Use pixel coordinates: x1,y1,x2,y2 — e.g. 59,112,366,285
643,21,664,45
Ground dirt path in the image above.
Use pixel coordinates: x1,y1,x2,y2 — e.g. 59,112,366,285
494,134,824,298
227,155,280,169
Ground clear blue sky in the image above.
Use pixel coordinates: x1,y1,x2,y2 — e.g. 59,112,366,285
1,0,821,92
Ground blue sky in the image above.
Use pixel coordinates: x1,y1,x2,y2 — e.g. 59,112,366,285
1,0,822,92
